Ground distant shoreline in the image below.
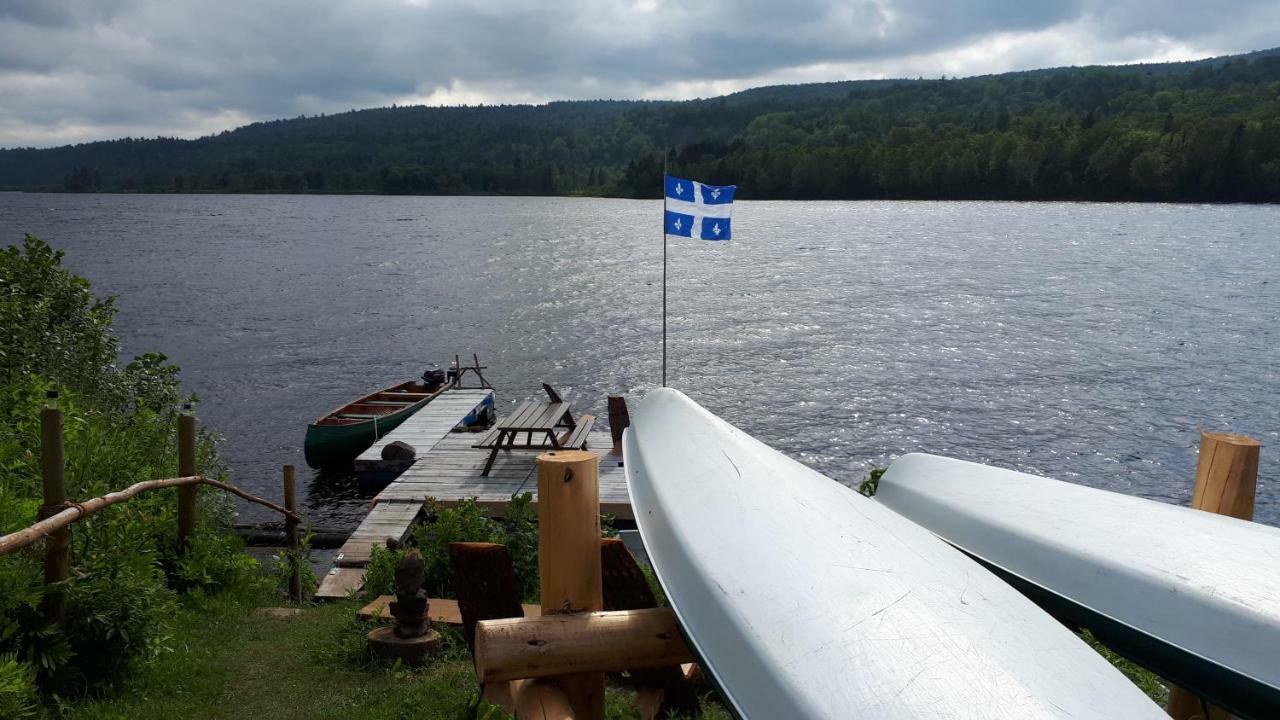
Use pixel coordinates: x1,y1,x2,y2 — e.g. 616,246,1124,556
3,188,1276,206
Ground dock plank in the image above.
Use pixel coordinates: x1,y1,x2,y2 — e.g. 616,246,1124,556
315,566,365,600
317,395,633,600
354,389,494,472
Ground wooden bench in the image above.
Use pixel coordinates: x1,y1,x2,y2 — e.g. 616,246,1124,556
557,414,596,450
473,413,595,450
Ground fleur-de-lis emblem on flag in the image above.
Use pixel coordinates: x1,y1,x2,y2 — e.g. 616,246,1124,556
664,174,735,241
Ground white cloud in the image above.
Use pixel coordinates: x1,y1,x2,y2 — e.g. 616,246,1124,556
0,0,1276,147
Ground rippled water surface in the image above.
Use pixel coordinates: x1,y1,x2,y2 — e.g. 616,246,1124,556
2,193,1277,527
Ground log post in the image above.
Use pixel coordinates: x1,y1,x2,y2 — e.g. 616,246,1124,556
1189,431,1259,520
607,396,630,452
283,464,302,602
449,541,525,652
536,450,604,720
601,538,700,719
177,404,198,550
39,391,69,628
515,679,575,720
1167,430,1261,720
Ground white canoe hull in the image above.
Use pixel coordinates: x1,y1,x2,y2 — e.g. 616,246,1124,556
624,389,1164,719
875,453,1280,719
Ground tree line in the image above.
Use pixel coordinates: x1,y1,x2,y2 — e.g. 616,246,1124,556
3,50,1280,202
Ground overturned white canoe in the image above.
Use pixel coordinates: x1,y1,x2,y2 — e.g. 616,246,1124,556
623,389,1163,719
875,453,1280,720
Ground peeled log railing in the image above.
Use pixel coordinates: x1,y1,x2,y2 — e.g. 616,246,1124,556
0,474,300,556
1,396,309,627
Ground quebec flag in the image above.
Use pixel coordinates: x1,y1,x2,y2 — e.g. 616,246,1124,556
664,174,736,241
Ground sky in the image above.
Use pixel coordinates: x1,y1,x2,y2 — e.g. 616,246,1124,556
2,0,1279,148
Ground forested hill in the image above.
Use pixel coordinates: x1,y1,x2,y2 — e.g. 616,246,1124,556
4,48,1280,202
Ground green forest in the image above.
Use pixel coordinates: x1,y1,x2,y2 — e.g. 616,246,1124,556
3,48,1280,202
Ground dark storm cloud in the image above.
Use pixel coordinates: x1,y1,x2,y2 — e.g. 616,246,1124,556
1,0,1277,147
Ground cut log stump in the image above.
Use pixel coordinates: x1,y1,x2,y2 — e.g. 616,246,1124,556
449,541,526,652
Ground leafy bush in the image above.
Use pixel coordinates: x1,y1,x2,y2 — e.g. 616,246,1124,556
362,542,407,598
414,499,504,599
0,234,262,699
501,493,539,602
271,526,319,600
0,653,39,720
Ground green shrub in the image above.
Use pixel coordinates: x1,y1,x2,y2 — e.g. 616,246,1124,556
502,493,539,602
362,543,407,598
271,526,319,600
0,235,262,699
414,499,503,599
0,653,39,720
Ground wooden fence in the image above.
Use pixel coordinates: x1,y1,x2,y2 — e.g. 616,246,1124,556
0,396,308,627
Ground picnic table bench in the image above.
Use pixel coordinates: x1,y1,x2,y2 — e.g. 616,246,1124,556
474,399,596,476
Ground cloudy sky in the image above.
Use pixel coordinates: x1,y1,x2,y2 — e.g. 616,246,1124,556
2,0,1279,148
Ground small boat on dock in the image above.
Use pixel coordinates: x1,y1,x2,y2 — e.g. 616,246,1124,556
304,375,447,468
624,389,1164,718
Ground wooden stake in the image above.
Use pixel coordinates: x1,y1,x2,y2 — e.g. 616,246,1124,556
177,411,197,549
1167,430,1261,720
536,450,604,720
474,608,693,683
283,465,301,602
39,403,69,628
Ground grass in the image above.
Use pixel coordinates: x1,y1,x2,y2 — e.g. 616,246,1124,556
63,586,731,720
66,595,475,720
1081,630,1170,705
51,563,1162,720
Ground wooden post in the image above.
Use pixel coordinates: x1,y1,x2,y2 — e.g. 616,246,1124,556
1167,430,1261,720
536,450,604,720
449,541,525,652
39,393,69,628
601,538,700,719
515,679,575,720
607,396,630,452
283,465,302,602
177,406,197,550
1189,431,1259,520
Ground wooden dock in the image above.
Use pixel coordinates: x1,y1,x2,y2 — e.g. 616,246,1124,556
317,389,631,599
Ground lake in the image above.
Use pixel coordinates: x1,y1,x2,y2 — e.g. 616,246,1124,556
2,193,1277,528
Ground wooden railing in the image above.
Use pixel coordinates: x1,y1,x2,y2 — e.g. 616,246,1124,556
0,397,308,626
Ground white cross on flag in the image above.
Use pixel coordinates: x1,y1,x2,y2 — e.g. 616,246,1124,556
663,174,736,241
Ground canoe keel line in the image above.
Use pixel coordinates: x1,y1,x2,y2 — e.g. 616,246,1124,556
624,389,1166,719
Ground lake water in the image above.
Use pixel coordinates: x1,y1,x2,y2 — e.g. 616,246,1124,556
2,193,1277,528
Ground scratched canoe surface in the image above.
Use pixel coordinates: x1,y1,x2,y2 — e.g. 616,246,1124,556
624,389,1163,719
875,453,1280,719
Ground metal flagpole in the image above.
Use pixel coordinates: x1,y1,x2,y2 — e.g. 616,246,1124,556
662,155,668,387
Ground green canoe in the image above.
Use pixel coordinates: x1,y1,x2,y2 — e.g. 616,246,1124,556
303,379,445,468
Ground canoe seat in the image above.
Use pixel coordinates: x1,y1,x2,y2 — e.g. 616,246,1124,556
557,414,596,450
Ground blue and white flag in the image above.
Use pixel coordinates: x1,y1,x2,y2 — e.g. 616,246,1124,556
664,174,736,241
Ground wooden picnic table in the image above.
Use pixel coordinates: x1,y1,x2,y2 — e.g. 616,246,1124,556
479,400,574,476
